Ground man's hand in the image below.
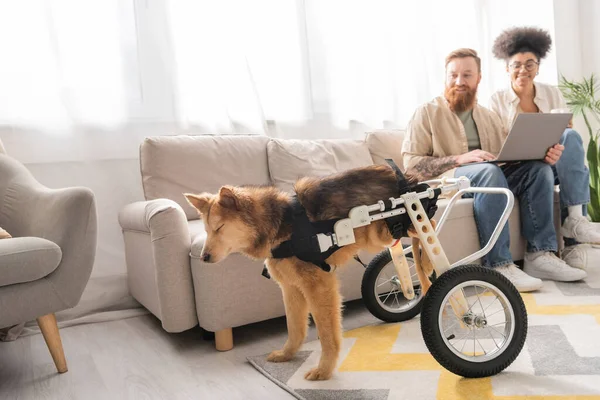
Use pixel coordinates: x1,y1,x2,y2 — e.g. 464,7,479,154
544,143,563,165
455,150,496,165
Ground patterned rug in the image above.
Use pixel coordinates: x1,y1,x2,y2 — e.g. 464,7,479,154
248,256,600,400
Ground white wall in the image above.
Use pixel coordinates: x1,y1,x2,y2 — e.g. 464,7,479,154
579,0,600,140
553,0,600,147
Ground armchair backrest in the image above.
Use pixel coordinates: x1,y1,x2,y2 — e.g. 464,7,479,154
0,154,39,234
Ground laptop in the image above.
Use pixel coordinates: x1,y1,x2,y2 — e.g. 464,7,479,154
476,112,572,164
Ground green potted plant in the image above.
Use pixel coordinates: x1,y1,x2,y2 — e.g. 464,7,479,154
559,74,600,222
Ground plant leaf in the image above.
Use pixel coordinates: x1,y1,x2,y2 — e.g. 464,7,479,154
559,74,600,221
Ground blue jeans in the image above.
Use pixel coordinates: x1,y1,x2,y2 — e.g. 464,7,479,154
455,161,557,267
553,129,591,246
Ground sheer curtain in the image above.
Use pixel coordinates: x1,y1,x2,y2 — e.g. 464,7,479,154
0,0,557,137
165,0,558,137
0,0,133,131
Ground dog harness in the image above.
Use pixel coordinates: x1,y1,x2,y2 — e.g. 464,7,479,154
264,160,439,277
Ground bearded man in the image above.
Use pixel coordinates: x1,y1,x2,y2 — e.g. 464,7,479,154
401,48,586,292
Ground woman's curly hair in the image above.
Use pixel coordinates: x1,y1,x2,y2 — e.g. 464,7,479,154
492,26,552,61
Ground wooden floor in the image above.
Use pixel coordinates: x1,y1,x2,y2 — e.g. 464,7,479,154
0,299,381,400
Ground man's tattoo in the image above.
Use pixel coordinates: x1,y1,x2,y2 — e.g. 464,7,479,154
409,156,458,181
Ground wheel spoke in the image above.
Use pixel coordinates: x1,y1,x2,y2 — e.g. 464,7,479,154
487,328,500,349
474,335,487,356
485,307,508,319
392,293,400,308
442,318,460,336
483,295,500,313
460,329,471,353
379,290,395,305
450,329,475,345
474,285,488,316
488,325,507,340
376,277,394,288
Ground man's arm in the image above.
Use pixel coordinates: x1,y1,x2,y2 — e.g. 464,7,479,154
402,106,460,181
409,155,459,182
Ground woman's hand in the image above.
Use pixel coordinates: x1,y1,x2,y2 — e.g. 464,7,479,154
544,143,564,165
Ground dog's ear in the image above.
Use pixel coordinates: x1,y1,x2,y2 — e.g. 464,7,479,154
218,186,239,210
184,193,213,215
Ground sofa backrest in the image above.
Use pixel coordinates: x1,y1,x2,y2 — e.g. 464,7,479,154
140,135,271,219
364,129,406,171
140,130,407,220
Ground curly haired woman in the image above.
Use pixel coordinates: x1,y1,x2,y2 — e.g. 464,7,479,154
489,26,600,272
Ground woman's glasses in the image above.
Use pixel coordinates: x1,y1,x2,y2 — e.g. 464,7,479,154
508,61,539,71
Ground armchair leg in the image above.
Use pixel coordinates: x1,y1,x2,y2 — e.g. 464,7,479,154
37,313,68,373
215,328,233,351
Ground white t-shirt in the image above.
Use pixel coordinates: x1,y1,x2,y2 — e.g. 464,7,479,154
488,81,568,133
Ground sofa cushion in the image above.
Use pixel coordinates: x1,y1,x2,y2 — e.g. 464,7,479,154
267,138,375,192
365,130,405,171
0,237,62,287
141,135,271,220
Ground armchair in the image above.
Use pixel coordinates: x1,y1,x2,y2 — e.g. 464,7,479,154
0,153,97,373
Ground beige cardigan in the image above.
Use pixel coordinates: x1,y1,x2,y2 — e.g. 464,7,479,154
488,81,568,133
401,96,507,177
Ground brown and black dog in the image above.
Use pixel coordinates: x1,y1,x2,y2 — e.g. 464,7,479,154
184,164,434,380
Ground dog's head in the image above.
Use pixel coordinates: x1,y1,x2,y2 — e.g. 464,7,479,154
184,186,258,263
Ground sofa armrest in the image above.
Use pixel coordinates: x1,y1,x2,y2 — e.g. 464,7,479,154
119,199,180,233
119,199,197,332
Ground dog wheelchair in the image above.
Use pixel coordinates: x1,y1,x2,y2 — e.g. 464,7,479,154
314,175,527,378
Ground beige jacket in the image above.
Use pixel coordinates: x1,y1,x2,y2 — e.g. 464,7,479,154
488,81,568,132
401,96,507,177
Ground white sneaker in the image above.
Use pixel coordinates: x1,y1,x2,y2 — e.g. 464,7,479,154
562,244,588,270
494,263,542,292
524,251,587,281
561,216,600,244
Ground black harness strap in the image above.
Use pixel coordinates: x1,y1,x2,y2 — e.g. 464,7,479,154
383,159,439,239
270,196,340,272
383,159,412,239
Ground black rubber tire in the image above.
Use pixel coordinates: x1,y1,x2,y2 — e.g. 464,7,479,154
420,265,527,378
361,249,423,323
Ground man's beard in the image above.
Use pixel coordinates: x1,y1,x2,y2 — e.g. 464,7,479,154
445,85,477,113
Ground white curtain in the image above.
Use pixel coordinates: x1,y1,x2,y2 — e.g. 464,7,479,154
1,0,558,138
165,0,559,136
0,0,561,337
0,0,133,131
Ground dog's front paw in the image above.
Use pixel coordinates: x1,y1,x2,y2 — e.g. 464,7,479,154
304,367,333,381
267,350,293,363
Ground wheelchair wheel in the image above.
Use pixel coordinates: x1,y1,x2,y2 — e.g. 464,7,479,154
420,265,527,378
361,248,434,323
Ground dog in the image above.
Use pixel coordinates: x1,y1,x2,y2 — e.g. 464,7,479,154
184,164,435,381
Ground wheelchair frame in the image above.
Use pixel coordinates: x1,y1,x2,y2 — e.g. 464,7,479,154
315,176,515,319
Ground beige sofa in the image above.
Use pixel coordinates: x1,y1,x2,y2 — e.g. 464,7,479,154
118,131,560,350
